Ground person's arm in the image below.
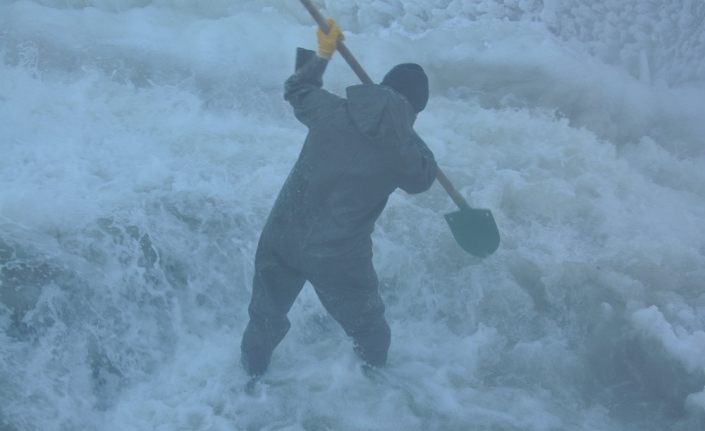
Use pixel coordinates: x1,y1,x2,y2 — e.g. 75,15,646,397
397,130,438,194
379,91,438,194
283,19,343,127
284,49,333,127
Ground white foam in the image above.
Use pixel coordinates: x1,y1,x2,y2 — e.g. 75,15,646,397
2,1,705,430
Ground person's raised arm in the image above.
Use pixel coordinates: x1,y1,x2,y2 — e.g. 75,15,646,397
284,19,344,127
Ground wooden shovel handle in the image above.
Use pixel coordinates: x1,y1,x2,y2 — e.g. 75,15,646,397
299,0,373,84
435,169,471,210
298,0,472,211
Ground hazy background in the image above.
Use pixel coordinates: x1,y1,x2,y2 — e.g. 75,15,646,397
1,1,704,430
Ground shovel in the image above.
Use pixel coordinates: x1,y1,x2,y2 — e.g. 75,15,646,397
299,0,500,258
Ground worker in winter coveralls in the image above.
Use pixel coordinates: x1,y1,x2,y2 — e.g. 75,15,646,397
241,19,437,377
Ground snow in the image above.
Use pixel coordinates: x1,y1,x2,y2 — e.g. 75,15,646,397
1,1,705,430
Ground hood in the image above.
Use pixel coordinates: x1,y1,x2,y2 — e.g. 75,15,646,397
345,84,416,147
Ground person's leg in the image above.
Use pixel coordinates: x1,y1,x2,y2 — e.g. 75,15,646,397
307,255,391,367
241,243,306,376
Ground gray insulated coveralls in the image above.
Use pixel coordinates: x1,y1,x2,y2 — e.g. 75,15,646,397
241,49,437,376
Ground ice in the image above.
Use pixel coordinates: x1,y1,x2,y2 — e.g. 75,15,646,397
1,1,705,430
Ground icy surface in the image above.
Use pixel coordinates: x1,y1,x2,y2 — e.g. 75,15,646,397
1,1,705,430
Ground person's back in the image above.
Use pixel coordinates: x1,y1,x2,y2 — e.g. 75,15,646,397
241,20,437,378
268,50,436,255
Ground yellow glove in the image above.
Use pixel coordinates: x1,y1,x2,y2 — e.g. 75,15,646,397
317,18,344,59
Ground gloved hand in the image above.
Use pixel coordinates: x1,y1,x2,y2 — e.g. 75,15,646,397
317,18,344,59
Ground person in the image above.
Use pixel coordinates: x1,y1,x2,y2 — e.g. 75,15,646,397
240,19,437,377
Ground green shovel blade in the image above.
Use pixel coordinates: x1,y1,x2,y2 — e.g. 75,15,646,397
444,207,500,257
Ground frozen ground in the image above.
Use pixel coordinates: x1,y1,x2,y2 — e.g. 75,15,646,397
1,1,705,430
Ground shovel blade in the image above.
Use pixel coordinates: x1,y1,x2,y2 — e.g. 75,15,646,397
444,208,500,257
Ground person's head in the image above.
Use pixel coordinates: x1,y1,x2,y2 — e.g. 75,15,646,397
381,63,429,113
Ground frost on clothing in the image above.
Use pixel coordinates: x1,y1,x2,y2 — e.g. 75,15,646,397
240,48,437,376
